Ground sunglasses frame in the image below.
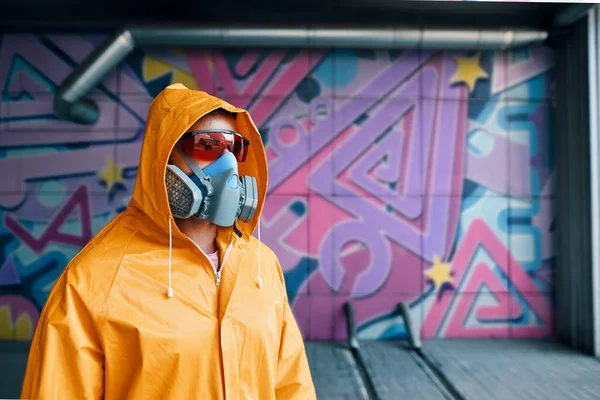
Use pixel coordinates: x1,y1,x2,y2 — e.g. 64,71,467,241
186,129,250,144
182,129,250,162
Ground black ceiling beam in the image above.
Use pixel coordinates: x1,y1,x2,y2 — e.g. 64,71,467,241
0,1,586,32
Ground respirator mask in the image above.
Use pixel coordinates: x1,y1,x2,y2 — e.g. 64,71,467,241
165,129,258,227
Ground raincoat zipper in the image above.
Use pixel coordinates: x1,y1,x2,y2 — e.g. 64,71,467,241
218,240,234,287
187,237,234,287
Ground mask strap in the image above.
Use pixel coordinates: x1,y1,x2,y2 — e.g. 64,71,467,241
233,222,243,238
175,143,213,201
174,142,209,179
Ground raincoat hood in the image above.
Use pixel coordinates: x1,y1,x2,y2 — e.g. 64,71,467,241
21,84,315,400
130,82,268,239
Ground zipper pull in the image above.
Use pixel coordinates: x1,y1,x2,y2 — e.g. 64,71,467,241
216,270,222,287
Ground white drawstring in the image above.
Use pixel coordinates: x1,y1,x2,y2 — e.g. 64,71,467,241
167,217,174,298
257,218,263,288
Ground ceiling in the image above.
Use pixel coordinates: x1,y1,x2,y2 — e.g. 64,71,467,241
0,0,592,32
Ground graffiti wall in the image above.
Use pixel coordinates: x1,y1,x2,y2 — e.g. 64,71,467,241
0,34,555,340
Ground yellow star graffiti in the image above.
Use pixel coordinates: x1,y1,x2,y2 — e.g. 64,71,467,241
98,156,124,193
449,53,489,93
425,255,454,292
143,56,198,90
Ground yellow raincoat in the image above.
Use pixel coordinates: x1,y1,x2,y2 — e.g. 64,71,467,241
21,84,316,399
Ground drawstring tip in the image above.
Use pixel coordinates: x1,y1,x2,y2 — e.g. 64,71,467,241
167,287,174,298
258,279,263,288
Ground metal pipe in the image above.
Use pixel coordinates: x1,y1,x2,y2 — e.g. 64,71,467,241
54,25,548,125
343,301,359,351
342,302,380,400
54,29,134,125
396,302,422,350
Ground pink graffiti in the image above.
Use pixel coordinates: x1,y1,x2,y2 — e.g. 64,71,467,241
0,34,145,148
0,35,70,94
306,196,351,258
257,196,307,272
4,185,92,253
254,112,353,261
491,44,555,94
263,113,313,197
293,241,423,340
0,143,121,208
307,54,467,296
273,51,432,193
216,50,286,96
423,219,552,338
444,263,520,337
235,52,261,76
187,49,326,127
0,35,557,342
0,35,123,146
348,127,410,196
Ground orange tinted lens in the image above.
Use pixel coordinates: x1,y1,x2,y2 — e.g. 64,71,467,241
181,131,248,162
232,135,248,162
180,132,227,162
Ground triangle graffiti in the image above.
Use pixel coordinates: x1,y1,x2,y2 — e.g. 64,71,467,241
423,219,551,338
0,254,20,286
4,185,92,254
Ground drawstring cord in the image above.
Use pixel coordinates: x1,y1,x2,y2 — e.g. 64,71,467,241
167,217,174,298
258,218,263,288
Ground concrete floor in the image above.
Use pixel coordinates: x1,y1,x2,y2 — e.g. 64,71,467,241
2,339,600,399
0,341,29,399
305,339,600,400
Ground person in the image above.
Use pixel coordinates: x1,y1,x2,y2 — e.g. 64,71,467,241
21,83,316,399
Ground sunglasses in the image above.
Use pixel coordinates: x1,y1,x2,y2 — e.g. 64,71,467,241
180,129,250,163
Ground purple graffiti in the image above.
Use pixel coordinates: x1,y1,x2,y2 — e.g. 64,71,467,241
0,34,145,148
465,118,532,196
347,126,420,202
0,145,117,208
258,196,307,272
491,44,555,95
4,185,92,253
0,34,557,341
0,255,20,286
304,54,467,295
268,50,429,193
0,36,121,141
188,49,326,128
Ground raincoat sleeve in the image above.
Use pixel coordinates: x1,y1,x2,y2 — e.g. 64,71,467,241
274,261,316,399
21,269,104,400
